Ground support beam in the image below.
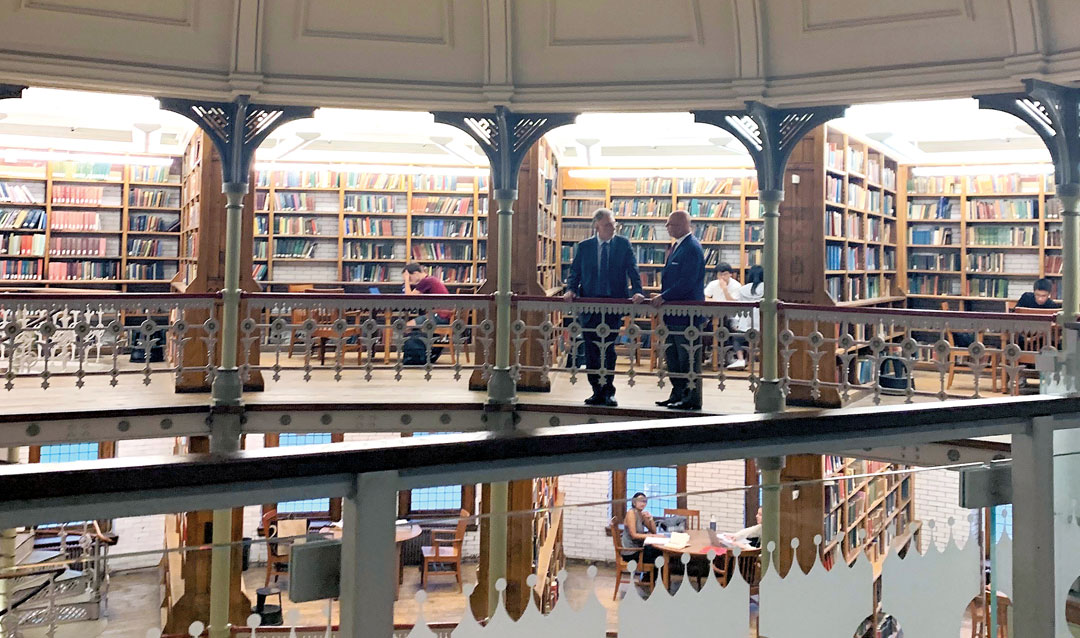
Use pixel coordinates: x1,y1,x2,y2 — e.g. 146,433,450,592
757,455,784,576
340,471,398,638
694,102,847,414
1011,416,1055,637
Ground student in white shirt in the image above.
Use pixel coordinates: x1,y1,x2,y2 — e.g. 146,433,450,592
704,263,741,301
729,265,764,370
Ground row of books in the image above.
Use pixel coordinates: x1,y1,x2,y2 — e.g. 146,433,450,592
683,199,740,218
50,210,113,231
411,196,472,216
257,171,409,190
967,252,1006,272
694,223,740,242
825,143,844,171
126,263,173,280
907,173,1044,195
129,238,174,257
968,199,1037,220
908,274,962,296
344,194,406,213
908,227,955,246
847,183,882,212
344,217,406,237
0,182,37,203
430,265,473,283
52,185,108,205
611,177,671,195
561,198,606,217
908,198,956,220
414,175,477,192
343,264,399,281
0,259,41,279
868,161,897,189
411,219,473,238
253,264,268,281
0,207,45,229
610,198,672,217
847,148,866,175
967,226,1038,246
48,236,109,256
51,162,120,182
639,271,660,287
909,252,960,271
273,239,317,258
907,176,963,195
271,217,320,235
676,177,743,195
826,176,844,204
866,218,894,243
129,188,176,208
344,242,399,260
47,261,119,280
1,234,45,256
411,242,471,260
620,223,666,241
129,214,179,232
967,278,1011,299
270,192,317,211
634,246,668,265
131,166,180,184
1046,254,1063,274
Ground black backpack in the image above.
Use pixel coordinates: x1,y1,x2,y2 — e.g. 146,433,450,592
402,333,442,365
879,356,914,395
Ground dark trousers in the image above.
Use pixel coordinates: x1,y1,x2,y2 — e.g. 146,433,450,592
582,312,622,397
665,329,703,406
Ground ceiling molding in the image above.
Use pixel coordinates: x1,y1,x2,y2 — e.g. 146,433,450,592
732,0,764,79
547,0,705,47
19,0,196,28
483,0,513,87
295,0,453,46
801,0,974,33
1005,0,1046,56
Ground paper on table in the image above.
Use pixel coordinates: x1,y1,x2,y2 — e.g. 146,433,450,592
643,536,670,546
665,532,690,549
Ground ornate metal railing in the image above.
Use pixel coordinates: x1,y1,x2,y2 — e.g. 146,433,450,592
0,293,218,390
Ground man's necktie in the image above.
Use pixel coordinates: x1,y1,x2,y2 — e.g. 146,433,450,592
599,241,610,297
665,241,675,261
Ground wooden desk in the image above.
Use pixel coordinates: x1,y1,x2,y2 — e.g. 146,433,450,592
657,529,758,588
319,523,422,599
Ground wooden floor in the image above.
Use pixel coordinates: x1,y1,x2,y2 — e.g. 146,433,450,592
0,355,1013,418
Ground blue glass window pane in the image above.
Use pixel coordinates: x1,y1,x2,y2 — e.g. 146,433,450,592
626,467,677,518
39,443,99,463
410,433,462,511
278,433,332,513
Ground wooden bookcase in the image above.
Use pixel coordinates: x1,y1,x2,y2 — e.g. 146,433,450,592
780,454,920,635
0,156,182,289
898,164,1060,311
248,163,490,292
172,130,262,391
558,168,761,291
779,124,906,407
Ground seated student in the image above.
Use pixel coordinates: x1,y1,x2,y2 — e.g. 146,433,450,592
622,492,664,578
728,265,764,370
1016,278,1061,310
730,507,762,548
402,262,451,326
704,263,741,302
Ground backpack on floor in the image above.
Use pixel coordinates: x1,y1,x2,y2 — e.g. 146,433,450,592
402,333,442,365
878,356,914,395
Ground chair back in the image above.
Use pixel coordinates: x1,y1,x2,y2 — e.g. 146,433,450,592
663,508,701,530
261,509,282,558
453,508,469,541
610,517,626,564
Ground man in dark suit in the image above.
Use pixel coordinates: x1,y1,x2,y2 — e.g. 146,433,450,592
651,209,706,410
564,208,645,406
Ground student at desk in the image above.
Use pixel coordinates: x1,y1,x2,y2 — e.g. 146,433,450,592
1016,278,1060,310
721,507,762,549
622,492,664,576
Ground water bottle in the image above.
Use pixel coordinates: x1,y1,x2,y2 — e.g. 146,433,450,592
709,515,717,531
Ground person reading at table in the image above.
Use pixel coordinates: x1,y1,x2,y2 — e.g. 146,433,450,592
1015,278,1061,310
729,507,762,549
622,492,664,577
402,262,451,326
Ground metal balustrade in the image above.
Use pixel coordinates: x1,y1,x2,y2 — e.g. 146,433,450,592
0,291,1068,407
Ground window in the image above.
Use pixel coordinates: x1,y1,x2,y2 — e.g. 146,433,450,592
611,466,687,519
993,505,1012,542
277,433,332,514
409,433,462,511
39,442,99,463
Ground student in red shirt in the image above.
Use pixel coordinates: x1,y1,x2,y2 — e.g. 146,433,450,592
402,262,451,324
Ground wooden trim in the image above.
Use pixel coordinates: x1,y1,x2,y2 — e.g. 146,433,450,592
675,465,688,509
400,432,476,517
745,458,759,527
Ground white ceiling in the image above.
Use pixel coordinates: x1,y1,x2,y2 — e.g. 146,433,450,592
0,89,1054,170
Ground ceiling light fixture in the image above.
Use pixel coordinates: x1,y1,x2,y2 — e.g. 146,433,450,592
4,148,173,166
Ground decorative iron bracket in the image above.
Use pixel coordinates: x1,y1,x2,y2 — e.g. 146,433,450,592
977,80,1080,187
433,107,576,198
0,84,26,101
695,102,847,198
159,96,315,184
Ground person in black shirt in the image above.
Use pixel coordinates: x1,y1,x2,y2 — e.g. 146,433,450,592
1015,278,1060,310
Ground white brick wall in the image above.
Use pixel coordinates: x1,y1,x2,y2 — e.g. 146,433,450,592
559,472,614,562
686,461,748,533
914,469,977,551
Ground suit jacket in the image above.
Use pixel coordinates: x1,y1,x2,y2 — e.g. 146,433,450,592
661,234,706,327
565,235,643,299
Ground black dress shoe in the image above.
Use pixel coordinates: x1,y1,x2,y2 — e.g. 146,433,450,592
602,396,618,407
667,398,702,411
655,395,682,407
584,393,603,405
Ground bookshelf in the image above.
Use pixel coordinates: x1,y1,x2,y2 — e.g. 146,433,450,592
898,165,1060,310
0,156,181,290
781,454,919,633
250,164,489,292
558,169,761,292
779,124,906,407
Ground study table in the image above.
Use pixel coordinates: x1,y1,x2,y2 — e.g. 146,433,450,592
653,529,760,589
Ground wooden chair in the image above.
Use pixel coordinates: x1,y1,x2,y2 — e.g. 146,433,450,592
663,508,701,530
940,302,1001,392
287,287,363,364
420,509,468,590
969,590,1010,637
261,509,289,586
430,309,471,365
1004,305,1060,394
610,517,655,600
